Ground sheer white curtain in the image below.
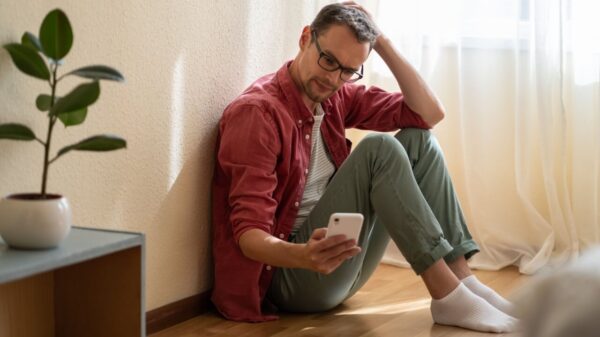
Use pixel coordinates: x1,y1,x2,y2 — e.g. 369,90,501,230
363,0,600,274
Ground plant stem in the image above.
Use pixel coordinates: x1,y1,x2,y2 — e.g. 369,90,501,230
41,64,58,197
47,154,59,166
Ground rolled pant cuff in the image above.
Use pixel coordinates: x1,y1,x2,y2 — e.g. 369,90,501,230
410,239,454,275
443,240,480,263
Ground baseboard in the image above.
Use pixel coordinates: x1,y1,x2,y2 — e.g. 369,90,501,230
146,290,212,335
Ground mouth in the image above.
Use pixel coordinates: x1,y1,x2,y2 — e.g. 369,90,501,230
313,79,334,92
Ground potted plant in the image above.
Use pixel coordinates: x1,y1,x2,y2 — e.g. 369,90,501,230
0,9,126,249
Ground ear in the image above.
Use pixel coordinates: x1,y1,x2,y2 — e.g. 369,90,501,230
299,25,311,51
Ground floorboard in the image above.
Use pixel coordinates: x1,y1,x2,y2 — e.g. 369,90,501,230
150,264,527,337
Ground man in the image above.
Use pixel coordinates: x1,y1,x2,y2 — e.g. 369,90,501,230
212,2,518,333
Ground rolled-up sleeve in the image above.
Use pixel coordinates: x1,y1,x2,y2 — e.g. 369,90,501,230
340,84,431,131
218,104,281,243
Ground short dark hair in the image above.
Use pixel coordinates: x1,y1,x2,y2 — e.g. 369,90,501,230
310,3,378,48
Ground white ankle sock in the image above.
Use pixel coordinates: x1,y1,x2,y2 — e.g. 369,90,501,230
430,283,519,333
462,275,515,315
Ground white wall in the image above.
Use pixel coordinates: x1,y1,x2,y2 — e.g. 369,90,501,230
0,0,327,311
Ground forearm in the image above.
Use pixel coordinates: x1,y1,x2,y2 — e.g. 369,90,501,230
238,228,306,269
373,34,445,127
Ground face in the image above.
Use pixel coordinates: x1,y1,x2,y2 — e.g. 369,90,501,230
295,24,370,104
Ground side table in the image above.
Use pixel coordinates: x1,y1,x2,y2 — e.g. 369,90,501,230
0,226,145,337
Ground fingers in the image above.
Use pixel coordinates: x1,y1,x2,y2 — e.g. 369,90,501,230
309,227,351,247
317,237,358,260
342,1,371,17
310,227,328,240
318,246,362,275
306,228,363,274
305,233,362,274
340,1,381,38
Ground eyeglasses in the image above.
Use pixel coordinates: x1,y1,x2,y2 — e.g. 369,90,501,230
312,30,364,83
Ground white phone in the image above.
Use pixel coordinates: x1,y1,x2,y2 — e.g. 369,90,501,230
325,212,364,243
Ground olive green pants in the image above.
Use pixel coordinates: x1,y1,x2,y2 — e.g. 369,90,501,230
267,129,479,313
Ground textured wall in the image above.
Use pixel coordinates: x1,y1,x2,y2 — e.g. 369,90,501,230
0,0,327,310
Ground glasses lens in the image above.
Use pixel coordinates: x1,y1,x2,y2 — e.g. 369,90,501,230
341,71,361,82
318,54,339,71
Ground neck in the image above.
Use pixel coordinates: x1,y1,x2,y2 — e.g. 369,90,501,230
289,59,318,113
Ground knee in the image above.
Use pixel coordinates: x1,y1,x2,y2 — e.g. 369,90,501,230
355,133,410,163
395,128,442,157
395,128,434,144
357,133,402,153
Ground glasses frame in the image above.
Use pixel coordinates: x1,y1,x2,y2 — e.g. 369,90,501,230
311,30,364,83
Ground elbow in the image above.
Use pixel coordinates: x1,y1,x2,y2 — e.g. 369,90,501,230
436,102,447,122
237,228,268,261
238,231,254,259
436,109,445,123
427,109,445,128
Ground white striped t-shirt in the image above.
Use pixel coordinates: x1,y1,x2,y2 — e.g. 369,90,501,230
292,104,336,234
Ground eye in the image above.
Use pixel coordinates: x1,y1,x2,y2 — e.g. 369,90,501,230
322,55,337,67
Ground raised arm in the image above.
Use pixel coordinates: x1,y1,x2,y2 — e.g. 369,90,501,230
373,36,445,127
345,2,446,127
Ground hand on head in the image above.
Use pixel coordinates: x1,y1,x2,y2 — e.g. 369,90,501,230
341,1,381,38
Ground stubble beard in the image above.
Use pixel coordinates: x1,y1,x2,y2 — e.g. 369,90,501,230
304,77,337,103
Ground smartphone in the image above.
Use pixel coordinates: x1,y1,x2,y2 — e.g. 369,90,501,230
325,212,364,244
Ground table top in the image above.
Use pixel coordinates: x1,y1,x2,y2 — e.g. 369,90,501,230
0,226,144,284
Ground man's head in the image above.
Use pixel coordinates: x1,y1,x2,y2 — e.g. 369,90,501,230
290,4,379,107
310,4,379,49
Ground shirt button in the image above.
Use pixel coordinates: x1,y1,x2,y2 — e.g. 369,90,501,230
294,201,299,207
279,233,285,239
304,168,309,175
266,265,272,271
305,134,310,140
298,119,303,124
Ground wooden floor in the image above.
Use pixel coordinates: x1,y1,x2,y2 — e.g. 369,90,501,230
150,264,527,337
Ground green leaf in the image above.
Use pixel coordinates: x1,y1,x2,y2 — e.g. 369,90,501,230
21,32,42,52
56,134,126,159
3,43,50,80
66,65,124,82
50,81,100,116
39,9,73,60
36,94,54,111
58,107,87,126
0,123,36,141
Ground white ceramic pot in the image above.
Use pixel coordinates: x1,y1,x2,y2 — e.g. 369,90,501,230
0,193,72,249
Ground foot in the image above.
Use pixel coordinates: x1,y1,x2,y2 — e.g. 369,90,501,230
430,283,519,333
462,275,516,315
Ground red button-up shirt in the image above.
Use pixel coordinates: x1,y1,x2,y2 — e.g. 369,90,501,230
211,61,430,322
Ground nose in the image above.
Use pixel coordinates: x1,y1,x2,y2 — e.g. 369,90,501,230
323,69,341,87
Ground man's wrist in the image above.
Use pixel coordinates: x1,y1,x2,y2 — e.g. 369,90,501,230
289,242,309,269
373,33,390,54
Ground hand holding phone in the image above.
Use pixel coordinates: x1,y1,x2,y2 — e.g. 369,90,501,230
325,212,364,244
